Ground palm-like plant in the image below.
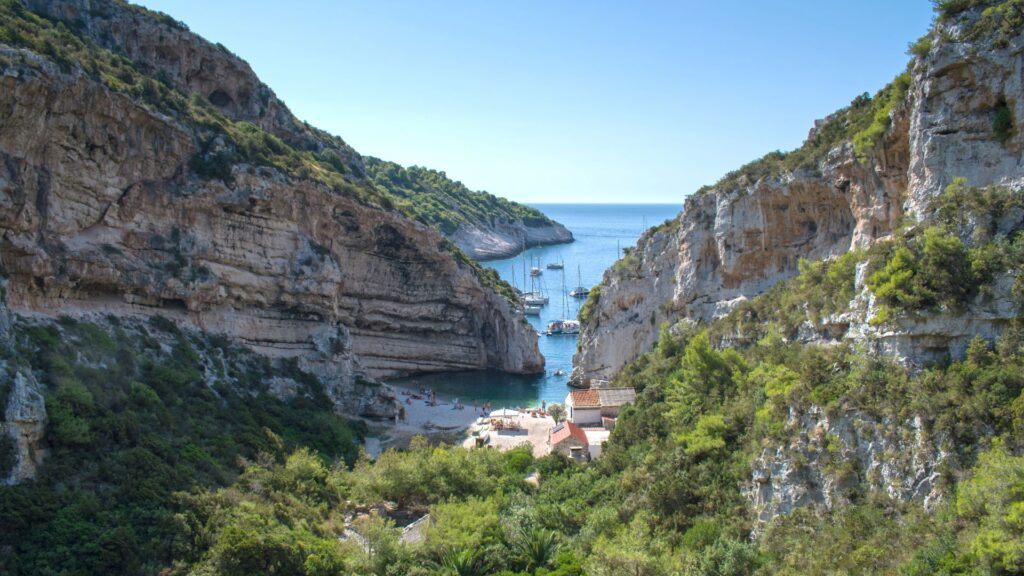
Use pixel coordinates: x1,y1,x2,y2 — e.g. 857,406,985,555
431,548,490,576
513,527,560,571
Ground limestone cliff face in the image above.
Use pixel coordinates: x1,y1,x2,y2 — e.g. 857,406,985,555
574,7,1024,387
3,370,48,485
571,109,909,387
574,5,1024,527
450,218,573,261
746,406,948,532
906,15,1024,219
0,1,543,429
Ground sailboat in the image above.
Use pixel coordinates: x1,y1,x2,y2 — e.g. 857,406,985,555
570,264,589,298
546,257,564,270
521,256,549,306
546,272,581,335
530,255,543,277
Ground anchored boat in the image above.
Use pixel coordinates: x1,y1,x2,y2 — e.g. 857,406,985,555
546,319,580,335
570,264,589,298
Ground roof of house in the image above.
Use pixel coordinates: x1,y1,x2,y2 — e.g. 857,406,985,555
568,389,601,408
597,387,637,407
568,387,636,408
550,421,588,445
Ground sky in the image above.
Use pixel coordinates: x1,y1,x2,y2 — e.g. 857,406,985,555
139,1,934,204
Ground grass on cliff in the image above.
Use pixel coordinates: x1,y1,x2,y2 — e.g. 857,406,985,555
365,157,553,236
936,0,1024,47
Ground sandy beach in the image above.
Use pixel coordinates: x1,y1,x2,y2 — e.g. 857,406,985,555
366,382,555,456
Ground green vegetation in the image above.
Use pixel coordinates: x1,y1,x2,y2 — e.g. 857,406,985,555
0,317,363,575
365,157,553,236
935,0,1024,47
851,72,912,162
866,178,1024,324
578,285,601,325
993,100,1014,143
4,247,1024,574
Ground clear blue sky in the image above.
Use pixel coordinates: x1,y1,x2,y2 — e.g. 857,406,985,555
139,1,934,204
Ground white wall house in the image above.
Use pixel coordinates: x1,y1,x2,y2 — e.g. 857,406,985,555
565,387,636,426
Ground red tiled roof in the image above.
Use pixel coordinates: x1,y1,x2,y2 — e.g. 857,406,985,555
550,421,588,445
569,389,601,408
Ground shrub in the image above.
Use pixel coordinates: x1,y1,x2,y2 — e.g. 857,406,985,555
993,101,1014,143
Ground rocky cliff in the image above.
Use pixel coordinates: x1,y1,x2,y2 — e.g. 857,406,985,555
573,4,1023,388
573,2,1024,529
571,96,909,386
0,0,544,438
448,217,573,261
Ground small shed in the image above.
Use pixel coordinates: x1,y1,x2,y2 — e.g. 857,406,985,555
549,421,589,461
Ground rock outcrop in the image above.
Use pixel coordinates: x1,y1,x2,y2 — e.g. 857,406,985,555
450,217,573,261
573,5,1023,387
0,0,544,425
746,406,947,533
3,370,47,485
571,107,909,387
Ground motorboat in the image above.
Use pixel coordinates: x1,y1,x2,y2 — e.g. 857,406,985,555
524,304,542,315
545,319,580,335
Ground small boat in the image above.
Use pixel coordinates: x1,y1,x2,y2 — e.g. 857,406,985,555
570,264,588,298
530,266,542,277
546,260,564,270
523,295,547,307
554,368,564,376
524,304,542,315
522,291,549,305
545,319,580,335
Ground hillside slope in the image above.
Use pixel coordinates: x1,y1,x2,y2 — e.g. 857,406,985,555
0,0,545,423
365,157,573,260
572,1,1024,387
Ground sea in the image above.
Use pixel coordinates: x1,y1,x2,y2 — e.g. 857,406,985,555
388,203,681,408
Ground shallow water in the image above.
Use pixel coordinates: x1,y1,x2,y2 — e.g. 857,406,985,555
388,203,680,408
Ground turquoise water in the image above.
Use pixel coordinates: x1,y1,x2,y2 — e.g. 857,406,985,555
389,203,680,408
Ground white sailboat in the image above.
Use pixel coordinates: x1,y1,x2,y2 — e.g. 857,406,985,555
546,271,580,335
570,264,589,298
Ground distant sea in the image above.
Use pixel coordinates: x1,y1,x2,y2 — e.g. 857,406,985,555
388,203,681,408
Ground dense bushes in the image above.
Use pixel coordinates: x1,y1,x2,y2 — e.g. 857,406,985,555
0,318,362,575
866,178,1023,324
364,157,553,236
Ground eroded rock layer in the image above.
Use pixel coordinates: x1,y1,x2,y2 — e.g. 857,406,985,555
0,1,544,427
